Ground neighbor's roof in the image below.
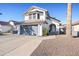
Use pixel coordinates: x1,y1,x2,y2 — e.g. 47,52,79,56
0,21,22,26
9,20,23,25
60,20,79,27
72,20,79,26
11,21,22,25
0,21,9,26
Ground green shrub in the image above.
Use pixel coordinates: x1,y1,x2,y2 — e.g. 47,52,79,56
43,28,49,36
0,31,2,35
7,29,12,33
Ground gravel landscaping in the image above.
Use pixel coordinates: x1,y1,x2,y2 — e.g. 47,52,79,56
0,34,79,56
31,36,79,56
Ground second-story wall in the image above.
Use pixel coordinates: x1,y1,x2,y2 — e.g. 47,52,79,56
24,7,47,21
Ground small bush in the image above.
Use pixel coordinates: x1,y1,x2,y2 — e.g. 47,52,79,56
0,31,2,35
43,28,49,36
7,29,12,33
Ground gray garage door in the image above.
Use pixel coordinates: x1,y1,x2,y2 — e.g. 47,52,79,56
20,25,38,36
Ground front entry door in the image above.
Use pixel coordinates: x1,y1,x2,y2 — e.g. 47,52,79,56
49,24,56,35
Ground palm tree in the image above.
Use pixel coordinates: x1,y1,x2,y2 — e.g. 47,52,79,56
66,3,72,36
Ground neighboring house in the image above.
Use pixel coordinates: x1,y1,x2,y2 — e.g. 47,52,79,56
0,21,11,33
72,20,79,37
60,20,79,37
15,6,61,36
9,20,22,34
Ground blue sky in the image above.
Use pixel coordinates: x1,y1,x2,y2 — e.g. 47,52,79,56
0,3,79,24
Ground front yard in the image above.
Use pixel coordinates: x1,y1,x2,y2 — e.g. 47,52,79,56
0,34,79,56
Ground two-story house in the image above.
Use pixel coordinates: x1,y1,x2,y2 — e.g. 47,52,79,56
15,6,61,36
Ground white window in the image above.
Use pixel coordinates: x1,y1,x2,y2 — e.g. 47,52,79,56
29,14,32,20
33,13,36,19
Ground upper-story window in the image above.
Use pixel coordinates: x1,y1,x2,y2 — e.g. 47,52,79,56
33,13,36,19
29,11,43,20
37,13,40,19
29,14,32,20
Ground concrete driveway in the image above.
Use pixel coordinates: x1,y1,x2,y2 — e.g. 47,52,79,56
0,34,56,56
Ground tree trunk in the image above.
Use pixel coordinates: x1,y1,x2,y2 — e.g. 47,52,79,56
66,3,72,37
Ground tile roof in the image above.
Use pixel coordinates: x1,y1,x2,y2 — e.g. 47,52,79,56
0,21,9,26
0,21,22,26
72,20,79,26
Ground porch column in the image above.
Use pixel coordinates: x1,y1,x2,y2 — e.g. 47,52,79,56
36,13,38,19
37,24,42,36
32,14,33,20
17,25,20,35
66,3,72,36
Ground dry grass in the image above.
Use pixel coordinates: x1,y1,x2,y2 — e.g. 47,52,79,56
31,35,79,56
